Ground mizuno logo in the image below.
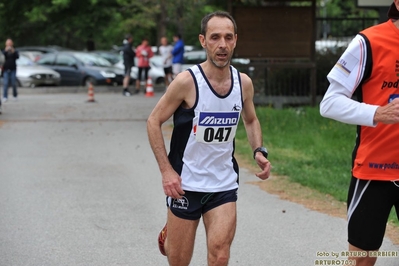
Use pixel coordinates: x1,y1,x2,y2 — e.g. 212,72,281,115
200,116,238,125
198,112,240,126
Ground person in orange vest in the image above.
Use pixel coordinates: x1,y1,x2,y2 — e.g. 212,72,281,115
320,1,399,265
135,38,154,94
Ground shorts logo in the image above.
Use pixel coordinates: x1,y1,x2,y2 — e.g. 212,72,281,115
172,196,189,210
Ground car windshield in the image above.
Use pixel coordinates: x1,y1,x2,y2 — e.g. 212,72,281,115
94,52,121,64
16,55,35,66
72,53,112,67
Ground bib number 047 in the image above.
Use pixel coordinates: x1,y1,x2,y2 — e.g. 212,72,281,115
203,127,232,143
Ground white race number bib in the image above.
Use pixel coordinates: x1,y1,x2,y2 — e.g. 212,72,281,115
195,111,240,144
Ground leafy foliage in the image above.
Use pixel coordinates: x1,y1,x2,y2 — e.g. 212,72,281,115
0,0,222,50
0,0,381,51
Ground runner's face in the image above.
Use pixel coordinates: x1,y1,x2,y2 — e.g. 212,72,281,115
200,17,237,68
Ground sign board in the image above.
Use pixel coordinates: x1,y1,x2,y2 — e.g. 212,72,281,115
233,6,314,59
357,0,391,7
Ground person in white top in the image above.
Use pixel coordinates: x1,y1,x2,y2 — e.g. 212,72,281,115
147,11,271,266
159,37,174,89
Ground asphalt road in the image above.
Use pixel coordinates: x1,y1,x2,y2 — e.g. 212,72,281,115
0,88,397,266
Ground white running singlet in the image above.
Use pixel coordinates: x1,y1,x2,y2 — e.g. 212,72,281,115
167,64,243,192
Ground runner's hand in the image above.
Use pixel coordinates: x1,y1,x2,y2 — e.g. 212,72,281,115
374,98,399,124
254,154,271,180
162,169,185,199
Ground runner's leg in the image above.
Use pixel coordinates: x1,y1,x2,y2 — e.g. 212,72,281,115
203,202,236,266
166,208,200,266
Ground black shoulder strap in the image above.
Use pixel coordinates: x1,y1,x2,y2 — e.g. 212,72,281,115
355,33,373,101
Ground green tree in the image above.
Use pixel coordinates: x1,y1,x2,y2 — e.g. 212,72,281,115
0,0,225,50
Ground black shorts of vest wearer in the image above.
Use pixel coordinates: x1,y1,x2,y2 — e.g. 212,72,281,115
137,67,150,81
124,64,133,76
347,176,399,250
166,189,238,220
163,66,172,75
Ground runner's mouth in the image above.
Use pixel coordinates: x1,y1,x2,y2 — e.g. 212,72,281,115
216,53,228,59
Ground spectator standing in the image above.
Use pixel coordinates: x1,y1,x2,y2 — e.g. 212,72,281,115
158,37,173,89
320,1,399,265
171,33,185,78
122,34,135,96
135,38,154,94
2,38,19,105
147,11,271,265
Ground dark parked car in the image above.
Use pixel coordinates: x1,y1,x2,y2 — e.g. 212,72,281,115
36,52,124,86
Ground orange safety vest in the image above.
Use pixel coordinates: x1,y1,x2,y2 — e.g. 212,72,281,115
352,20,399,181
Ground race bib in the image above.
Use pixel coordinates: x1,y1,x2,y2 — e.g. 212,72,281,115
195,111,240,144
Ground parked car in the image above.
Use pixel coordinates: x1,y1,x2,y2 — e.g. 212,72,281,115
17,46,73,61
19,51,44,62
114,55,165,85
182,50,253,75
0,55,61,87
36,51,124,86
182,50,207,71
90,51,121,65
315,38,351,54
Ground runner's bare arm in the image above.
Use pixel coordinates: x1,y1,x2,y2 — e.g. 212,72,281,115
147,71,195,198
240,73,271,180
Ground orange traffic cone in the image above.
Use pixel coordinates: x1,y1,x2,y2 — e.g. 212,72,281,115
145,77,154,97
86,82,96,102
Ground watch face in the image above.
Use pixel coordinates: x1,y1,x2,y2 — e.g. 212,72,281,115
254,147,268,159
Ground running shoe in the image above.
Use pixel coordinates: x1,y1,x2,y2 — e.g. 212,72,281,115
158,224,167,256
123,89,131,96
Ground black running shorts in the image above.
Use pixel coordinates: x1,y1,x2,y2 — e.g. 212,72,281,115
163,66,172,75
166,188,238,220
347,176,399,250
124,64,133,76
137,67,150,81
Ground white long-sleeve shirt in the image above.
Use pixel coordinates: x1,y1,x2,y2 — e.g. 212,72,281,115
319,34,379,127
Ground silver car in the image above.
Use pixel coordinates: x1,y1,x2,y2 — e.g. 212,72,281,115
15,55,61,87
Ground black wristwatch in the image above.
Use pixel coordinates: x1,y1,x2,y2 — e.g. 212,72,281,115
253,147,268,159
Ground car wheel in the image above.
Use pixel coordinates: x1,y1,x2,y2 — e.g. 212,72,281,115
84,77,96,86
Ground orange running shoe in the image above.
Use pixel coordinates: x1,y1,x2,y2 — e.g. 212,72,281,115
158,224,167,256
